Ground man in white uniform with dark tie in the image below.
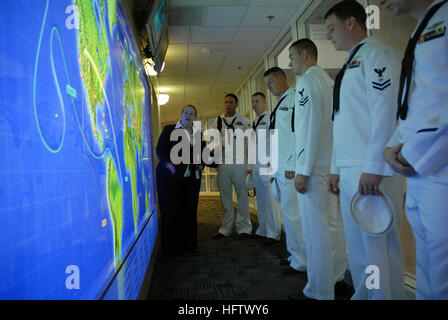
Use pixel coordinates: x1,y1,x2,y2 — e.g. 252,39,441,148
247,92,282,244
381,0,448,300
213,94,252,240
325,1,406,299
288,38,347,300
264,67,307,275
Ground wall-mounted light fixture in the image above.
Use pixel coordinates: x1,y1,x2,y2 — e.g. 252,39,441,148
158,93,170,105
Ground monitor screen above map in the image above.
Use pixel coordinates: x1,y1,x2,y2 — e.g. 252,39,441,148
145,0,169,72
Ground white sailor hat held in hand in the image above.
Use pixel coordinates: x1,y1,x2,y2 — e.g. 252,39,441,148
350,191,396,237
271,177,281,202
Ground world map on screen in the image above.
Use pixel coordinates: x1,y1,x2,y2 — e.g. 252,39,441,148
0,0,157,299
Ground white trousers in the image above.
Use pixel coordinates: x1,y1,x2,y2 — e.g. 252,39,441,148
339,167,405,300
217,164,252,236
297,171,347,300
275,174,307,271
406,173,448,299
253,169,282,240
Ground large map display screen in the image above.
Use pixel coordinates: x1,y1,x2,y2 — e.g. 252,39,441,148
0,0,157,299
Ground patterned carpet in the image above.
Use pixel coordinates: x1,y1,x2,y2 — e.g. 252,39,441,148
147,197,353,300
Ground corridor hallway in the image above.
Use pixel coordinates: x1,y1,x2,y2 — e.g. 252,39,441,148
147,197,354,300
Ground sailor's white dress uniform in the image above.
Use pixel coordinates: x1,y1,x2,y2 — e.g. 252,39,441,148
213,112,252,236
249,111,282,240
270,88,307,271
294,66,347,300
387,0,448,299
331,37,406,299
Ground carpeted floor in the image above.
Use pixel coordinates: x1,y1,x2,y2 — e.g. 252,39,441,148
147,197,353,300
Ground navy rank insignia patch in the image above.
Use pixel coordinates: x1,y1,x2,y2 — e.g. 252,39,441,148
374,67,386,78
418,26,446,44
236,121,243,125
297,88,309,106
372,67,391,91
372,79,391,91
348,59,361,69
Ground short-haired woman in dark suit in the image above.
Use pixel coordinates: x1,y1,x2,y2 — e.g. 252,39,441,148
156,105,210,258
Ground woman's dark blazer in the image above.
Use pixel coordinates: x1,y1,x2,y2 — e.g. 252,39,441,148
156,124,214,180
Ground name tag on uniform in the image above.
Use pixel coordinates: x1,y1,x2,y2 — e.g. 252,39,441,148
260,122,266,125
236,121,243,125
418,26,446,45
279,107,289,111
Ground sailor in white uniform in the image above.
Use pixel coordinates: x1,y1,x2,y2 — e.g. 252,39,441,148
247,92,282,243
288,39,347,300
382,0,448,300
325,1,406,299
212,94,252,239
264,67,307,274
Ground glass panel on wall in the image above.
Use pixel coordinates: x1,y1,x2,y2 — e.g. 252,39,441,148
300,0,350,80
244,63,267,120
237,90,243,114
200,175,207,192
250,76,257,96
201,118,207,134
209,175,219,192
243,82,251,116
276,41,296,89
249,76,257,122
247,76,257,123
277,41,292,69
254,63,267,95
266,30,293,111
239,84,245,114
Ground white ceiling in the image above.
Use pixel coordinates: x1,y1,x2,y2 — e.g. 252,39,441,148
156,0,305,123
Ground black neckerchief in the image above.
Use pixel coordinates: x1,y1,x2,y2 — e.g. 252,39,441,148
252,113,266,130
222,115,237,131
397,0,447,120
269,94,288,130
332,42,366,121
